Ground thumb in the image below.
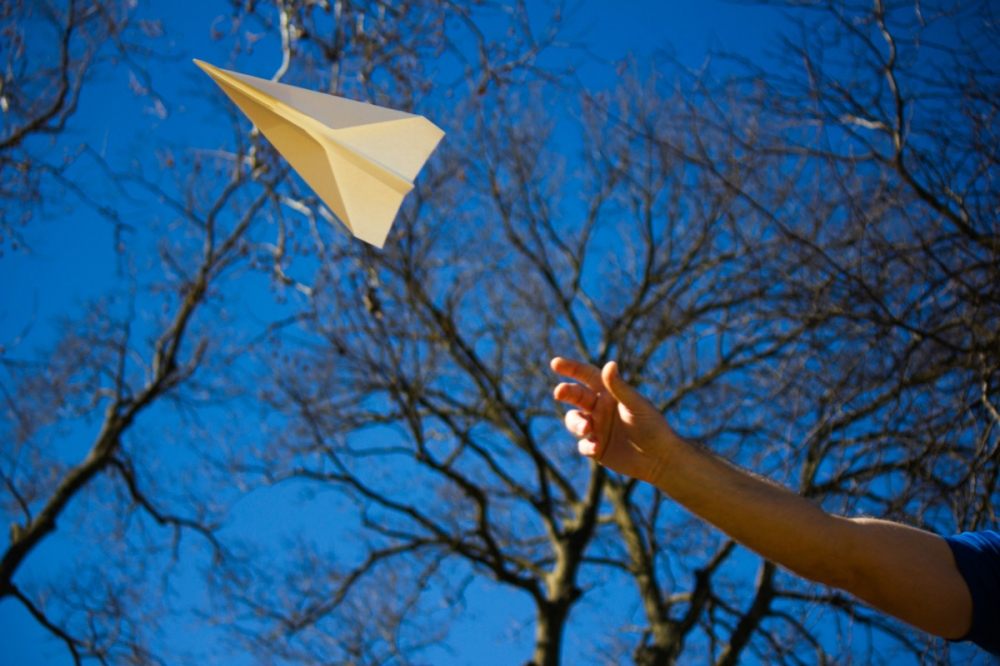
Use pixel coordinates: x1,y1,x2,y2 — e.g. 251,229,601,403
601,361,648,412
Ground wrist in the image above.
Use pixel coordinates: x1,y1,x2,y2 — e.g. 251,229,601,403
644,429,692,489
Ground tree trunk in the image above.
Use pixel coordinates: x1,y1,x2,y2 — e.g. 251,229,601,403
529,597,575,666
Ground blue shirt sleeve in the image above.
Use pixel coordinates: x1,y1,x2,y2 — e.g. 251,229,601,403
944,530,1000,655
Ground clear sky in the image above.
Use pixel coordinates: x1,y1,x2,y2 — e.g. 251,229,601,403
1,0,789,346
0,1,797,665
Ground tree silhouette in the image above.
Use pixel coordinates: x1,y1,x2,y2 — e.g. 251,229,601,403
2,1,996,664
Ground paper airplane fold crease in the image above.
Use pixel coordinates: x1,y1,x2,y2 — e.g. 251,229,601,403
195,59,445,248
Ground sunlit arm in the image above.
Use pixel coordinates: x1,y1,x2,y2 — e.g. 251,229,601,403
551,357,973,640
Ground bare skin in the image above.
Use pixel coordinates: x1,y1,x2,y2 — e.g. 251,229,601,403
551,357,974,640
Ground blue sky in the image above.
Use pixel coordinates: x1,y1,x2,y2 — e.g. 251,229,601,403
0,2,805,665
1,0,790,347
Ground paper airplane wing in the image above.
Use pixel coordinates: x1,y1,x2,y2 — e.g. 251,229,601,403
194,60,445,248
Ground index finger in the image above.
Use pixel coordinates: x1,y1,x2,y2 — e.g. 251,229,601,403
550,357,603,392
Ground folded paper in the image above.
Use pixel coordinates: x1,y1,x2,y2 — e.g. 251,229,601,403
194,59,445,248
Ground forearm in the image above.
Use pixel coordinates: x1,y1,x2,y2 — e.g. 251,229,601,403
650,437,849,586
649,435,972,639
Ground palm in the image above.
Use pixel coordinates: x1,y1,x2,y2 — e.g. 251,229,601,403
597,393,665,482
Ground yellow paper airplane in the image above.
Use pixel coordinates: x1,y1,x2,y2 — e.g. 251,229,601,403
194,59,445,248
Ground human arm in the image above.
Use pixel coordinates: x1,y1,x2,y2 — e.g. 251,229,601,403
550,356,973,640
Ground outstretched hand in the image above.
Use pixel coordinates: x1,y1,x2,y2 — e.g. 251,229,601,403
550,357,680,484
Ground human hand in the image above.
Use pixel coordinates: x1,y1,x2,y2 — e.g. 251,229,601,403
550,357,679,484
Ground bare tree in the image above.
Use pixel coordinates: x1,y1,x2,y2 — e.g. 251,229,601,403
210,74,811,665
214,2,998,665
0,0,167,254
608,1,1000,662
5,0,996,664
2,1,561,663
